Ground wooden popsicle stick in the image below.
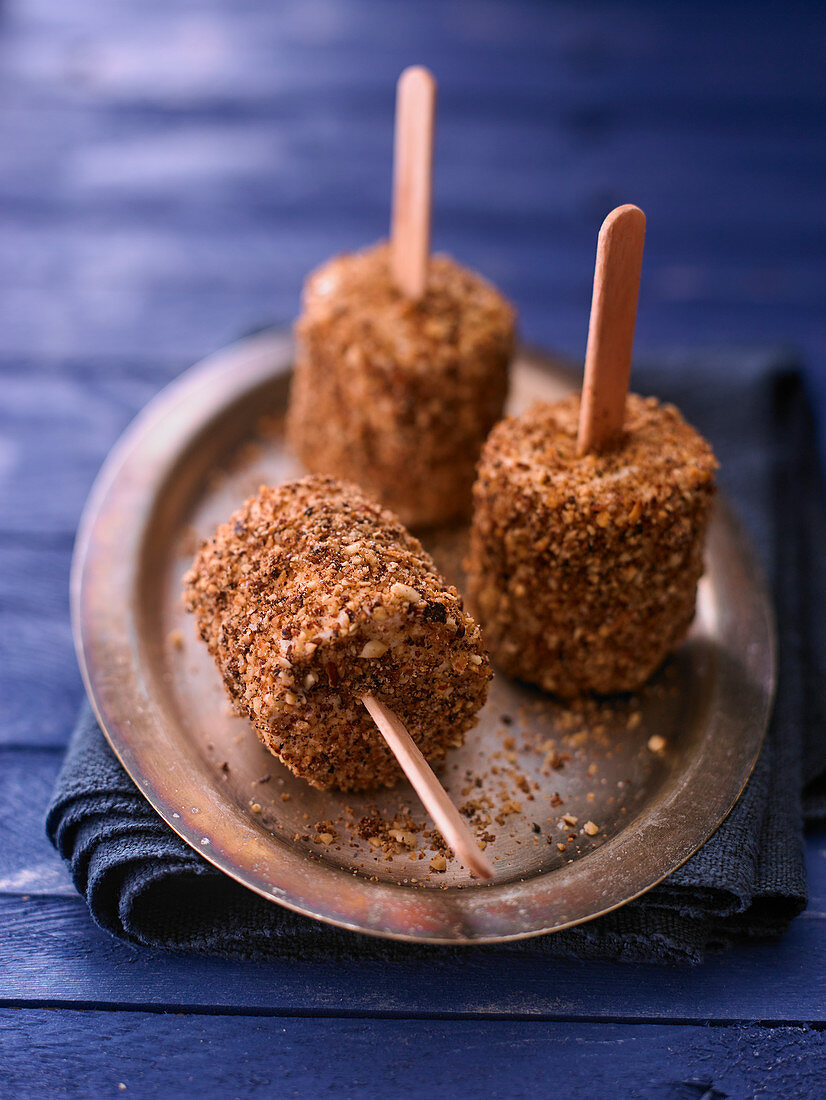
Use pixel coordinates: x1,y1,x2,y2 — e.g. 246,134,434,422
577,204,647,455
390,65,437,302
362,694,494,882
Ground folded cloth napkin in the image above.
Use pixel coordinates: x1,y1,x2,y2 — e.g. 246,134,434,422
47,347,826,965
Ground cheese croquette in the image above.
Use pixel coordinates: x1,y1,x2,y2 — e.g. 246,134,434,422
287,241,515,527
466,394,717,697
185,476,491,790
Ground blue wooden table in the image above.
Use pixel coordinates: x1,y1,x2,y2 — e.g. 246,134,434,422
2,2,825,1095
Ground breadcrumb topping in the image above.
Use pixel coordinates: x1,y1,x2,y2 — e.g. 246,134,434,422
287,241,515,526
184,475,491,789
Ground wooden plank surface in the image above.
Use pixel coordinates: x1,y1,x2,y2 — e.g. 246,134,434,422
2,1010,825,1099
2,844,825,1023
0,890,821,1023
0,2,822,374
1,0,826,1087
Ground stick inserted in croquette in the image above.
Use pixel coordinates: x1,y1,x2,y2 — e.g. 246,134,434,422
287,67,515,527
467,205,718,697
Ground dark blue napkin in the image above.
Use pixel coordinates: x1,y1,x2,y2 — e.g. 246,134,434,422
47,348,826,964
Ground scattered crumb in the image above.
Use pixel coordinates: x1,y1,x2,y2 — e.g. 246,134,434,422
354,810,426,857
167,629,184,650
220,649,654,881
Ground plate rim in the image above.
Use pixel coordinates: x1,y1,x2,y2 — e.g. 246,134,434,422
71,330,776,945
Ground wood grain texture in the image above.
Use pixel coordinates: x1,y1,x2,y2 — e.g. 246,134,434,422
578,204,646,453
0,2,821,370
2,886,826,1021
1,0,826,1081
391,66,436,300
2,1010,826,1099
0,751,73,895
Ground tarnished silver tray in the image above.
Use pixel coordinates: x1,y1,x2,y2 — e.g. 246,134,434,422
72,331,774,943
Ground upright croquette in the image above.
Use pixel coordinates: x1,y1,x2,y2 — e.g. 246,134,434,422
466,393,718,697
287,241,515,527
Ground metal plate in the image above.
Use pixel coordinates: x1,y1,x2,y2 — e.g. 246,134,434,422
72,331,775,944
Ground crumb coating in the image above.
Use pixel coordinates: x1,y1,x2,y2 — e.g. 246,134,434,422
466,394,718,696
184,476,491,790
287,241,515,527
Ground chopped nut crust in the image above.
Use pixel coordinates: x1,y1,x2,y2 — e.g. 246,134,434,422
184,475,491,789
287,241,515,527
466,393,718,696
